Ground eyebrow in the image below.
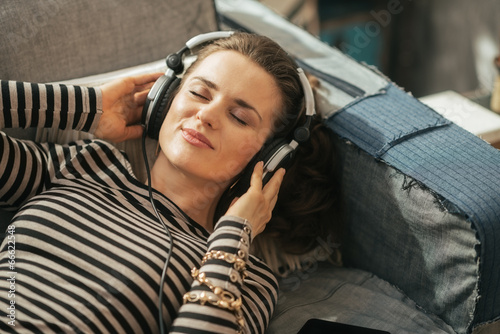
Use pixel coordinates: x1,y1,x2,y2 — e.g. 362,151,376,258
192,76,263,121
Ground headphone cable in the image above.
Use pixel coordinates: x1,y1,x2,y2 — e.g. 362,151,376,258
141,130,173,334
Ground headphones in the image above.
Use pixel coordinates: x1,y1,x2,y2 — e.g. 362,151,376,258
141,31,316,189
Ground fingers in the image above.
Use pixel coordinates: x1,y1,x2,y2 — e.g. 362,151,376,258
122,124,144,141
98,73,161,143
263,167,285,206
250,161,286,194
250,161,285,210
249,161,264,190
132,74,162,106
224,163,286,238
130,72,163,86
134,89,151,106
229,197,239,208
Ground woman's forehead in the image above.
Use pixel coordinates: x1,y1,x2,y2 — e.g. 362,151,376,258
188,51,282,108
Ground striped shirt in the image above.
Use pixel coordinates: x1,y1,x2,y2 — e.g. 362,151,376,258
0,81,278,333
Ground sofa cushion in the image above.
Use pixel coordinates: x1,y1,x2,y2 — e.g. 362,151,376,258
0,0,218,83
327,82,500,331
267,263,454,334
332,136,479,333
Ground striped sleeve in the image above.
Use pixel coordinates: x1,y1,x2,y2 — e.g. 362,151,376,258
0,80,102,132
0,134,49,210
171,216,278,334
1,80,102,210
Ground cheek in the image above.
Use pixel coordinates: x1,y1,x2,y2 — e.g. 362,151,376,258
158,112,174,144
227,130,269,167
158,95,188,139
242,137,262,157
165,93,192,121
214,144,257,184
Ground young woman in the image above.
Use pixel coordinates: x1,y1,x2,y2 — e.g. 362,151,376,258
0,32,340,333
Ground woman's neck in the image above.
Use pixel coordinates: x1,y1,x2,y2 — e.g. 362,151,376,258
149,154,228,232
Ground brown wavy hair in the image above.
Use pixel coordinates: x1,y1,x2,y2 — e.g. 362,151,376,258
185,32,342,273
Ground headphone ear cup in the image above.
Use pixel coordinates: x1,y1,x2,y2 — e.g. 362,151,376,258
215,138,295,222
259,138,288,167
148,77,181,139
230,138,289,198
260,138,295,184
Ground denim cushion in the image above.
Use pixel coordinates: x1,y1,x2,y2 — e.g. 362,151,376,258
327,83,500,331
333,137,479,333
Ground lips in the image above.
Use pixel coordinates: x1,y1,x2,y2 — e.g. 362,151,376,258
181,128,214,149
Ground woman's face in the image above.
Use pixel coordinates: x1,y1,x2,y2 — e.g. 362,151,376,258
158,50,281,185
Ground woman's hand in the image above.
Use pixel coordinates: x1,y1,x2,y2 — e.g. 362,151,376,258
225,161,286,238
94,72,163,143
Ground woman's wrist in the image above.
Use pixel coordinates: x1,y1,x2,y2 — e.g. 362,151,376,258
214,215,253,242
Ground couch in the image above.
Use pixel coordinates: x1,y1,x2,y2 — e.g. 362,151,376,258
1,0,499,333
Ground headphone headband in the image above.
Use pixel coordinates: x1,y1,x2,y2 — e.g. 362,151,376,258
292,68,315,144
185,31,234,49
298,68,315,118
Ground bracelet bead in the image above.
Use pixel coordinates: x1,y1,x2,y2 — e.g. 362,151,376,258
202,250,248,278
185,267,246,333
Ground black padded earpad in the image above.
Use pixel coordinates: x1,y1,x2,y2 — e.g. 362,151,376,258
259,138,288,168
148,77,181,139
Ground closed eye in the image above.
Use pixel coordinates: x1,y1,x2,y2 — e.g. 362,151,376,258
231,113,248,126
189,90,208,100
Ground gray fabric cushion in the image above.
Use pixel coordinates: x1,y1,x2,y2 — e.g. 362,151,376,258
0,0,218,82
267,263,454,334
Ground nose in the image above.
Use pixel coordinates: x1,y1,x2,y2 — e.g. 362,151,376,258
196,103,220,129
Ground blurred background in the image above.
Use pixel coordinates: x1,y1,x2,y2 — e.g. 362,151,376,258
260,0,500,101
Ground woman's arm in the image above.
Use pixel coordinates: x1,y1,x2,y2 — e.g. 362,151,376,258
95,73,162,142
0,80,101,132
1,73,161,139
171,163,285,333
0,80,102,210
171,216,279,334
0,74,160,210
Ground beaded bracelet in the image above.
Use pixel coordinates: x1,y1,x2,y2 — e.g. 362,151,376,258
202,250,248,279
184,267,245,333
